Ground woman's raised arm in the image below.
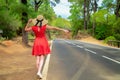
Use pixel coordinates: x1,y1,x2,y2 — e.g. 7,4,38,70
46,25,69,33
25,19,32,31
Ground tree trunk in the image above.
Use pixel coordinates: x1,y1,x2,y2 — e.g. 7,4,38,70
87,0,90,27
5,0,9,10
34,0,43,12
22,12,28,46
115,0,120,19
84,0,87,30
92,0,97,36
21,0,29,46
92,17,96,36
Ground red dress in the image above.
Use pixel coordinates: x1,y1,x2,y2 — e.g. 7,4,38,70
32,25,50,56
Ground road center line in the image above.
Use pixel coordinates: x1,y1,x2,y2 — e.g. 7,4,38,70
64,40,120,65
64,40,84,48
65,40,97,54
85,49,97,54
76,45,83,48
102,55,120,64
64,40,71,44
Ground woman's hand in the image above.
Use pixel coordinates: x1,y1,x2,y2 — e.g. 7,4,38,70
28,19,32,24
25,19,33,31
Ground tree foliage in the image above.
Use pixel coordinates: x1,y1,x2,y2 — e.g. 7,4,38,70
51,17,71,28
0,0,66,40
0,0,120,41
69,2,83,37
69,0,120,40
0,0,21,39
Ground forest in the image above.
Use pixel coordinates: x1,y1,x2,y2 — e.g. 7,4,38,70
0,0,120,46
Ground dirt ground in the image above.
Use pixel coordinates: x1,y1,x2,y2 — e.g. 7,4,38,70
0,37,110,80
0,40,38,80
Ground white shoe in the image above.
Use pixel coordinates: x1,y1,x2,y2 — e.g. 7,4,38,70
37,73,43,79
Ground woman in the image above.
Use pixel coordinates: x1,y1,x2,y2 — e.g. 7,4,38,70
25,15,69,79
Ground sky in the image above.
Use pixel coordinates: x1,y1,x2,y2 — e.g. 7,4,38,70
53,0,103,19
53,0,71,19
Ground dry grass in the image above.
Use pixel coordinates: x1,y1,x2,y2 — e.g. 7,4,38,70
0,40,29,54
79,36,109,47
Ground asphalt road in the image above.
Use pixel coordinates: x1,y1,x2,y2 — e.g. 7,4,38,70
47,39,120,80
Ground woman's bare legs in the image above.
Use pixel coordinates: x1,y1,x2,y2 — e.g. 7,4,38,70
36,55,45,78
36,56,40,69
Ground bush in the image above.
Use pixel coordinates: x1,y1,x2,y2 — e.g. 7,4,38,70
28,34,34,40
94,24,112,40
0,8,21,39
2,29,17,39
0,37,6,41
95,26,106,40
104,36,116,43
114,34,120,40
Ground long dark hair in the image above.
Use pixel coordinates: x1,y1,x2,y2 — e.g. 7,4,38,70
35,19,43,27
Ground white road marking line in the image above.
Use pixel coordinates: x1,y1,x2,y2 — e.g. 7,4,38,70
42,40,53,80
64,40,71,44
85,49,97,54
72,44,76,46
102,55,120,64
64,40,84,48
64,40,120,65
76,45,83,48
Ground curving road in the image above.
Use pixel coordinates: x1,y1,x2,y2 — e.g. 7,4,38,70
46,39,120,80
